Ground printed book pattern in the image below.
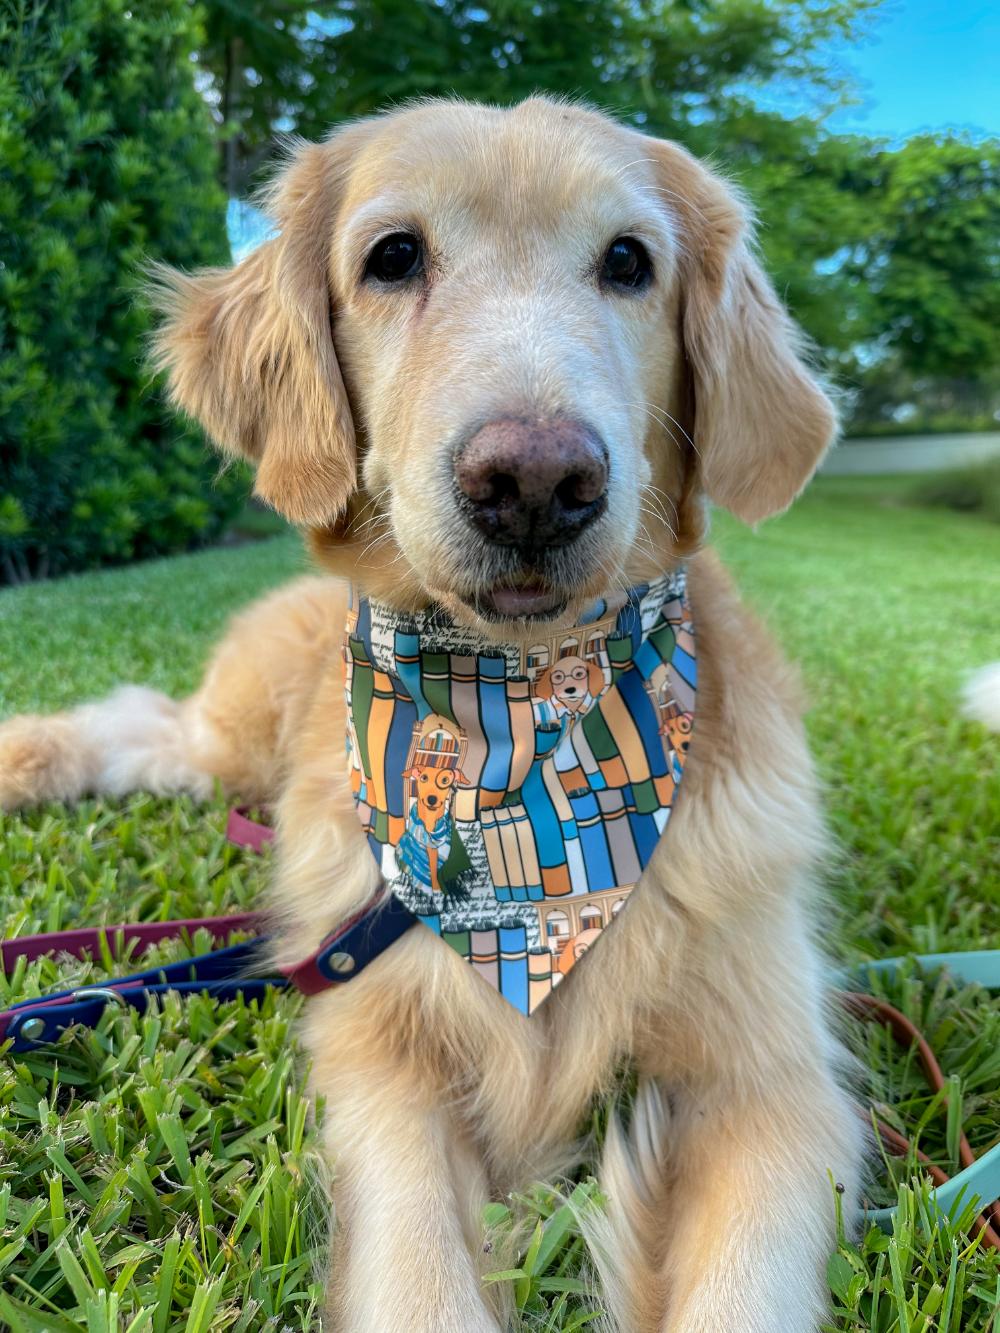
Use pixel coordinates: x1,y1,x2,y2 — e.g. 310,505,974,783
344,572,696,1015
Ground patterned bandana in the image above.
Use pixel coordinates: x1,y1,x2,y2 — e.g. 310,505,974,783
344,570,696,1015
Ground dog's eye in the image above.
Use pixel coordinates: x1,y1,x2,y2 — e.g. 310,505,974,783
364,233,423,283
601,237,652,291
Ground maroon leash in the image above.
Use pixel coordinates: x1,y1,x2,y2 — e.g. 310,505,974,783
0,809,418,1052
225,805,276,853
0,912,263,971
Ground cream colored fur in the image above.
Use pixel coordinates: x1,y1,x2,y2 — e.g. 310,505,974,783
964,663,1000,731
0,98,860,1331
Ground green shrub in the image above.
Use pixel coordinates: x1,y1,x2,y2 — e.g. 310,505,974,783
845,414,1000,439
0,0,245,583
909,457,1000,523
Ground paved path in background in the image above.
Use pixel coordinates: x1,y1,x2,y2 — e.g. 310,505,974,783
822,433,1000,475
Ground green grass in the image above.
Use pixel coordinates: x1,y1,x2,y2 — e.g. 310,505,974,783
908,457,1000,526
1,477,999,1330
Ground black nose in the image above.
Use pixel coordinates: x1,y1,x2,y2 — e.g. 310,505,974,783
455,418,608,551
426,794,439,807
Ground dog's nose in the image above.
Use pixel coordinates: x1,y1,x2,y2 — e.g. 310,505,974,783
455,418,608,550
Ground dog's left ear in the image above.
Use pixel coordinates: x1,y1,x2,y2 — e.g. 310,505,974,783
149,126,372,526
645,137,837,523
533,669,555,701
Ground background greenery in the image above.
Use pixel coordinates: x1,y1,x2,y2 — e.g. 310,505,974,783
1,2,997,1327
912,457,1000,527
1,484,999,1328
0,0,246,585
2,0,999,584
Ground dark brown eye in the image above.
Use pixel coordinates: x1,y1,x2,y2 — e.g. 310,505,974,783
364,232,423,283
601,237,652,291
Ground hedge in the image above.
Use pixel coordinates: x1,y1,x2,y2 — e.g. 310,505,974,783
0,0,245,583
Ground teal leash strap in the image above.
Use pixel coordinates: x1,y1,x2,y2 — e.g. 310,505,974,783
845,950,1000,992
837,951,1000,1238
866,1144,1000,1236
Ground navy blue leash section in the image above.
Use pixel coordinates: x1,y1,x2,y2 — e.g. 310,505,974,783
0,895,419,1054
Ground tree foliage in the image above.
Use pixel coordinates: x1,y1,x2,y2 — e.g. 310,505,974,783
301,0,865,128
197,1,327,196
0,0,243,583
200,0,875,195
850,135,1000,380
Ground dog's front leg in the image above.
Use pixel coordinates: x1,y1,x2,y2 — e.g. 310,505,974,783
267,670,501,1327
630,929,861,1333
303,961,502,1333
655,1067,858,1333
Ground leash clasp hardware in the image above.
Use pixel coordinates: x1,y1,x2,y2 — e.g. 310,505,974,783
70,986,130,1007
14,987,129,1044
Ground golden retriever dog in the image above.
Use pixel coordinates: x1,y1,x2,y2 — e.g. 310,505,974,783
0,97,861,1331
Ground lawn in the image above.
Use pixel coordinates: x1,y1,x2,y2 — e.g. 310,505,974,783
1,477,999,1331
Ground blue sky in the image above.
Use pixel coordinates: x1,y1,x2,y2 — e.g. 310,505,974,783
830,0,998,139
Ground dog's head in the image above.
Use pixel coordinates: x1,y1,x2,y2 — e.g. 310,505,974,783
663,710,694,756
408,763,462,824
151,97,834,633
534,656,605,710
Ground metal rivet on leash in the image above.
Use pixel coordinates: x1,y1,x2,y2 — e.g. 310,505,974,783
19,1017,46,1041
328,951,356,975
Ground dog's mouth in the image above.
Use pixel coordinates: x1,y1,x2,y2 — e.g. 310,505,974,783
461,575,568,623
427,520,620,628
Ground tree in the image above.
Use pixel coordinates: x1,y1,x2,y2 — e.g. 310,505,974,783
300,0,870,132
0,0,243,583
196,1,330,196
797,132,1000,432
851,135,1000,382
196,0,878,194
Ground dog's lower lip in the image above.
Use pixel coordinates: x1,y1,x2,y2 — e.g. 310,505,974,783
481,583,565,617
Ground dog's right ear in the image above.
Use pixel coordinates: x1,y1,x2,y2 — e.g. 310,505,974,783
585,661,606,696
149,132,366,526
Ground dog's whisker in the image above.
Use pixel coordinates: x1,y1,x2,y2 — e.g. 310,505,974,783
647,403,700,458
639,501,677,545
357,511,394,549
639,483,678,527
